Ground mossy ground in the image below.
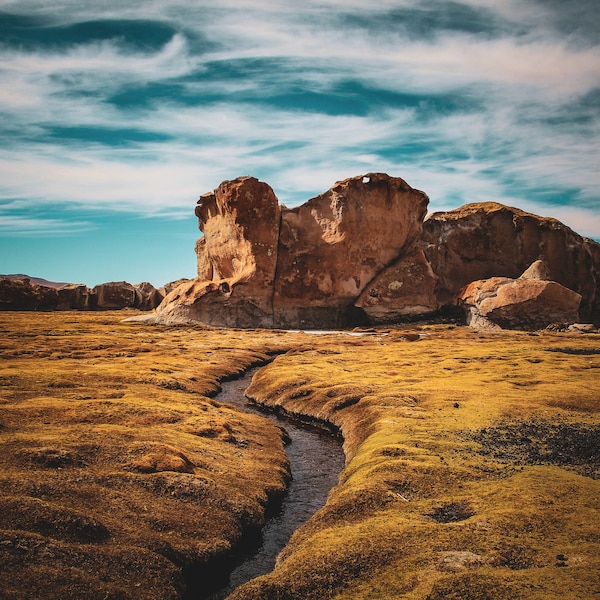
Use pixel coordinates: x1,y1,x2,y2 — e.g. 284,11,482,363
0,311,294,599
232,326,600,599
1,313,598,599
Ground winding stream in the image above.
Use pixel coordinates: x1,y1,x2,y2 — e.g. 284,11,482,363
202,367,345,600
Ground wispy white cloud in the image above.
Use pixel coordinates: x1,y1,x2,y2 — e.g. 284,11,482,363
0,0,598,242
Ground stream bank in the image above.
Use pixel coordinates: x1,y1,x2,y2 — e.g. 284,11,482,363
197,366,345,600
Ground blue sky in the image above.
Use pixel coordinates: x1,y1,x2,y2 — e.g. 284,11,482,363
1,0,599,287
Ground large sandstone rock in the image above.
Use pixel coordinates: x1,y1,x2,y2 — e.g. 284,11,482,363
455,262,582,330
162,177,281,327
422,202,599,322
153,173,430,328
273,173,429,328
149,177,599,329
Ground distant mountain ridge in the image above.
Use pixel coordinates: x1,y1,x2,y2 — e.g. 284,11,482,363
1,274,76,289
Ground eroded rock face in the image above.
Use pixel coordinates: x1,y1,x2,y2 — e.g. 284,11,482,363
185,177,281,327
134,282,164,311
422,202,599,322
0,278,59,310
92,281,140,310
151,177,599,329
455,262,582,330
154,173,430,328
56,284,91,310
354,248,439,324
1,278,166,312
273,173,429,328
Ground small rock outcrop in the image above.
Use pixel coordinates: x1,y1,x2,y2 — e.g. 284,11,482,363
455,262,582,330
0,277,59,310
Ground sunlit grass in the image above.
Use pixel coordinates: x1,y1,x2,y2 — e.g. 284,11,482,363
1,314,598,599
0,311,295,599
232,326,600,599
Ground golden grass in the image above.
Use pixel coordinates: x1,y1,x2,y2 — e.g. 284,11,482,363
1,314,598,599
0,311,295,599
231,326,600,599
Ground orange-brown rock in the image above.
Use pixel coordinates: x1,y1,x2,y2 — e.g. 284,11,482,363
154,173,430,328
455,262,582,330
154,177,281,327
273,173,429,328
56,284,91,310
0,277,163,311
134,282,164,311
92,281,140,309
150,177,600,329
354,248,439,323
422,202,599,322
0,277,59,310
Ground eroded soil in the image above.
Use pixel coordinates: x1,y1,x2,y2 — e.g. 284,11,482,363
1,313,599,599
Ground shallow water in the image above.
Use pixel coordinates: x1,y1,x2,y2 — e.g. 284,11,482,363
202,368,345,599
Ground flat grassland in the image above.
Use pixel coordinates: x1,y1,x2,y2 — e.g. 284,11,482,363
0,311,598,599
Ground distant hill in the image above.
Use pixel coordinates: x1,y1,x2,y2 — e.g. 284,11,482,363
0,274,76,289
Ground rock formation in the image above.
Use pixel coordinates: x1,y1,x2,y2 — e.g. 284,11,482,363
273,173,429,328
151,175,600,330
0,277,60,311
455,261,582,330
154,174,430,328
354,248,439,323
421,202,599,322
5,175,600,329
0,276,164,311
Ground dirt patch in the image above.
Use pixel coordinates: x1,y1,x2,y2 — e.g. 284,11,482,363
466,420,600,478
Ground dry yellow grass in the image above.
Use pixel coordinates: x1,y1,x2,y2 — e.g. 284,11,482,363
231,326,600,599
0,311,295,599
1,314,598,599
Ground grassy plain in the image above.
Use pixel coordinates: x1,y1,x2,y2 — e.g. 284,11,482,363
0,312,598,599
233,326,600,599
0,311,294,599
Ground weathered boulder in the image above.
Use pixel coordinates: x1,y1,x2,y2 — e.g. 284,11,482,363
422,202,599,322
159,278,191,297
272,173,429,328
179,177,281,327
134,282,164,311
354,248,439,324
92,281,140,310
455,262,582,330
56,284,91,310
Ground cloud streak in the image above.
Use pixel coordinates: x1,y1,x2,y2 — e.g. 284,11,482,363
1,0,599,246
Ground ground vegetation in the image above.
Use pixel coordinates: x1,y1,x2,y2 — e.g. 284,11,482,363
0,312,598,599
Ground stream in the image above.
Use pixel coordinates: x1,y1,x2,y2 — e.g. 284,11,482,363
201,367,345,600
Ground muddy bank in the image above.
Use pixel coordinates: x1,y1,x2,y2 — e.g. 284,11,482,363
199,367,345,599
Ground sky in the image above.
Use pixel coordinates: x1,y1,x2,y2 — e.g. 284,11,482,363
0,0,599,287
